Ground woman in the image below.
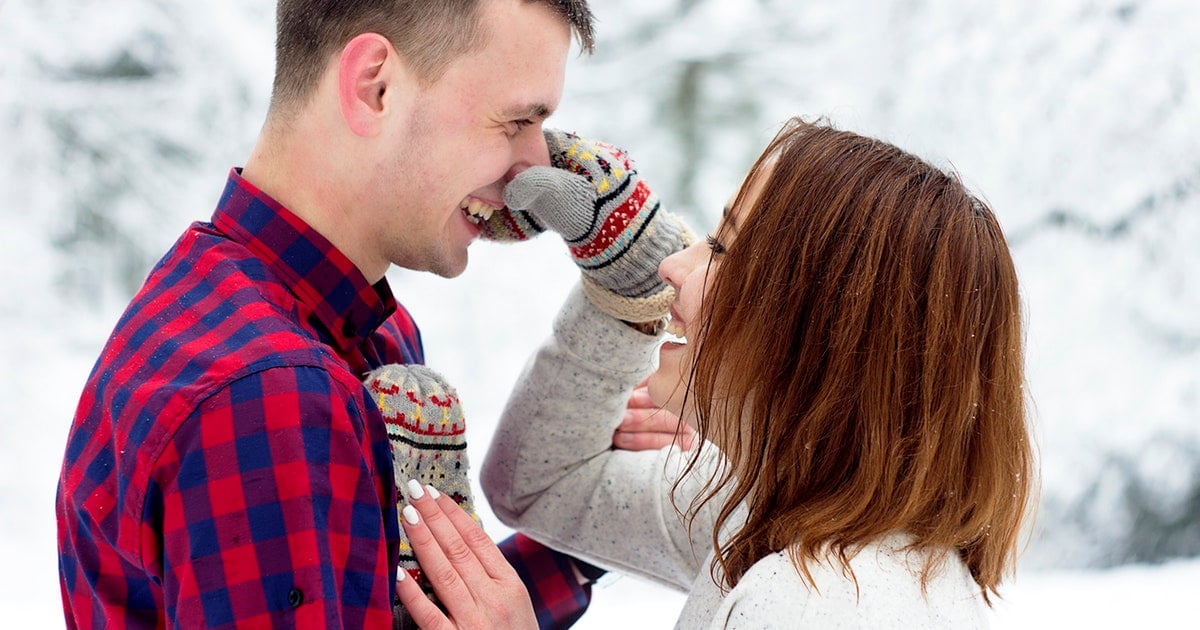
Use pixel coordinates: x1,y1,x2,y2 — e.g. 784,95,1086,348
399,118,1036,628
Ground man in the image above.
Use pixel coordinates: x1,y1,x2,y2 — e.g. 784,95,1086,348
56,1,633,626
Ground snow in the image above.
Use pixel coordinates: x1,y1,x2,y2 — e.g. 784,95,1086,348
2,0,1197,626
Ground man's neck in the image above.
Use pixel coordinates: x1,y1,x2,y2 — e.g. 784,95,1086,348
242,117,388,284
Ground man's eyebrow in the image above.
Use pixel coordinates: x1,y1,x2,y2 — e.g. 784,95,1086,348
502,103,552,119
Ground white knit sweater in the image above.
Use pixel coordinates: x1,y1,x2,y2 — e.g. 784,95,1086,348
482,286,991,629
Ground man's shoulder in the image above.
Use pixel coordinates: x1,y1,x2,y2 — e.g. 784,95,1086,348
124,231,326,373
91,230,353,442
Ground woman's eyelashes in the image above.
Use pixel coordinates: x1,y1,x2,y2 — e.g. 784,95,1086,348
706,233,727,255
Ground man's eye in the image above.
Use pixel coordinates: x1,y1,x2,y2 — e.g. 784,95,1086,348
505,119,535,137
706,234,726,255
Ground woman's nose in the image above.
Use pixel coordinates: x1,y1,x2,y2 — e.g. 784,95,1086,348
659,242,700,290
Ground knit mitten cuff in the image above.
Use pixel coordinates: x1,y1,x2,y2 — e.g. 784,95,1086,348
580,277,673,324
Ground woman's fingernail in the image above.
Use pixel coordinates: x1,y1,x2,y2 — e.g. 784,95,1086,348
621,410,637,426
425,484,441,499
407,479,425,499
403,505,420,525
397,569,407,582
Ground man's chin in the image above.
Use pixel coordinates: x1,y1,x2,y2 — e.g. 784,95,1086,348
429,254,469,279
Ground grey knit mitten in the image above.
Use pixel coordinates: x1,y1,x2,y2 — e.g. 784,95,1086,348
363,364,475,599
490,130,694,323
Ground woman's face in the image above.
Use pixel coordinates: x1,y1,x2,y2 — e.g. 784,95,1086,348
647,162,770,426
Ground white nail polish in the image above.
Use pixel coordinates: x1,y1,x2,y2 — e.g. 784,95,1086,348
403,505,419,525
397,569,407,582
407,479,425,499
425,485,441,499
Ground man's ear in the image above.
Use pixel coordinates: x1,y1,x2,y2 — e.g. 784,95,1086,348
337,33,395,137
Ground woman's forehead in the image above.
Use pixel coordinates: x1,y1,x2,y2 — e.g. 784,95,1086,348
725,154,778,228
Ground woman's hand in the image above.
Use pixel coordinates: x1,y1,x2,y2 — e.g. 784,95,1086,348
611,378,696,452
395,482,537,630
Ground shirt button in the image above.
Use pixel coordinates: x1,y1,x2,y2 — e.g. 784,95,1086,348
288,587,304,608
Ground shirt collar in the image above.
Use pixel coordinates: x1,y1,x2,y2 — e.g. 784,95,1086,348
212,168,397,352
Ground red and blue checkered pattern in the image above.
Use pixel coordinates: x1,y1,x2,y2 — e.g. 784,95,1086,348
56,169,592,628
500,533,597,630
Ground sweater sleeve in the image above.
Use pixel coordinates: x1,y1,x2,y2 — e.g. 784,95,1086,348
481,285,730,591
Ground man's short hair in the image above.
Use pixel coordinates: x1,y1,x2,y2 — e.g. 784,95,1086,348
271,0,594,114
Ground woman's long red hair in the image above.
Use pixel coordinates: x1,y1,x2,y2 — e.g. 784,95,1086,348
682,118,1035,603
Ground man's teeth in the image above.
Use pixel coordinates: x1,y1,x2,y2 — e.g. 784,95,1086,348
460,199,497,223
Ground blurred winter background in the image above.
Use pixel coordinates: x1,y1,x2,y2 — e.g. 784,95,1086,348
2,0,1197,626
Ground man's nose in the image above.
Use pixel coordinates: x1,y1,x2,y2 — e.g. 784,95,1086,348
505,128,551,182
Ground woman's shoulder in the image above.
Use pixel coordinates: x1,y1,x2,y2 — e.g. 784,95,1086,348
715,535,990,629
712,553,815,628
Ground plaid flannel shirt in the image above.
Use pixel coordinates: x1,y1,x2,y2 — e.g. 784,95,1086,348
57,169,592,628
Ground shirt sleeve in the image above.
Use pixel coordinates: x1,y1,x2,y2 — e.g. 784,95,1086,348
498,532,596,630
150,365,398,628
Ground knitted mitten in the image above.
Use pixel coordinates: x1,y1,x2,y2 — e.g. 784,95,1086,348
476,201,547,243
487,129,695,323
363,364,476,601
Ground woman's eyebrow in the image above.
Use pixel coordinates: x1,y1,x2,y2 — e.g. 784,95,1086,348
722,204,738,231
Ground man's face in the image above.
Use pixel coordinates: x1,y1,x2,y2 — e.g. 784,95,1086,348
372,0,571,278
